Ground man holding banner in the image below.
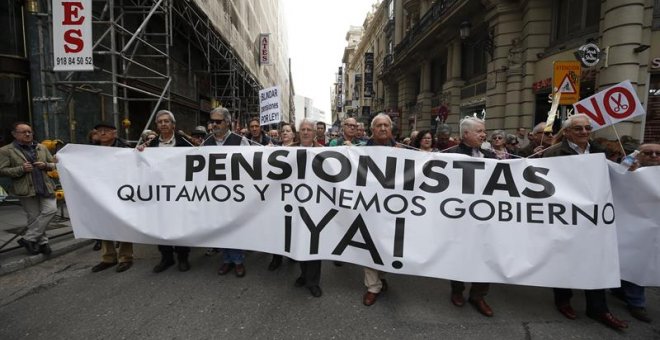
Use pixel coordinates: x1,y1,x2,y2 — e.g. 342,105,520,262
543,113,627,330
361,113,397,306
205,107,250,278
613,142,660,323
444,116,496,317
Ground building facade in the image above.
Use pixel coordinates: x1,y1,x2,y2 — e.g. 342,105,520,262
1,0,291,144
340,0,660,142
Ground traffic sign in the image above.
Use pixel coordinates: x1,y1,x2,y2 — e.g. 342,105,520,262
553,61,581,105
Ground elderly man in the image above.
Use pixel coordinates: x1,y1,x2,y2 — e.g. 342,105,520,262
246,117,271,146
204,107,250,277
147,110,193,273
268,129,281,146
189,126,208,146
329,117,362,146
518,122,553,157
288,119,324,297
361,113,397,306
0,122,57,255
444,116,496,317
356,122,367,143
543,113,627,330
612,142,660,323
516,127,530,149
89,121,134,273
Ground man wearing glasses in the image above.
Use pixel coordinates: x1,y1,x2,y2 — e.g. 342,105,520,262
543,114,627,330
203,107,250,278
329,117,362,146
0,122,57,255
518,122,553,158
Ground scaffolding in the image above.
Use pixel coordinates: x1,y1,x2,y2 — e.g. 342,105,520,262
33,0,263,141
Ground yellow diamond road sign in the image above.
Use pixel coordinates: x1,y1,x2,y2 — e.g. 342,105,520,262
553,61,581,105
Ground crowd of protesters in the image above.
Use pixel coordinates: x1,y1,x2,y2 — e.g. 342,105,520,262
1,108,658,332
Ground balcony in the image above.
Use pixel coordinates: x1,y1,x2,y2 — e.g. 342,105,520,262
393,0,459,64
384,18,395,38
402,0,420,13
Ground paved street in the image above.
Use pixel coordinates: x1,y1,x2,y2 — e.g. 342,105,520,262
1,243,658,339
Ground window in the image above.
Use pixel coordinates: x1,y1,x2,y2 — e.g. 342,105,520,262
553,0,601,42
461,33,488,81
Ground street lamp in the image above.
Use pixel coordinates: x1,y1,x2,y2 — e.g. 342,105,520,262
459,21,471,40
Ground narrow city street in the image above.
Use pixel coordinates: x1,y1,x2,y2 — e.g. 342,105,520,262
1,244,658,339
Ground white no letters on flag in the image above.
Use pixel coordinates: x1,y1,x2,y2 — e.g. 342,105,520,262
572,80,645,131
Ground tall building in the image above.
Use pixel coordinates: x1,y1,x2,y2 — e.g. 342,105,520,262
339,0,660,142
294,95,326,128
1,0,291,144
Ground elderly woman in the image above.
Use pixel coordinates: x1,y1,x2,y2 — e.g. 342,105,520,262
490,130,511,159
280,122,296,146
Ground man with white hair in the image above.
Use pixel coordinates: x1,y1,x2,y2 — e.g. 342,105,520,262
148,110,192,273
443,116,496,317
361,113,396,306
543,113,627,330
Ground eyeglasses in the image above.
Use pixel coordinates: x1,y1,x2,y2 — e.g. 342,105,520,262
208,119,224,125
97,128,115,134
570,125,593,132
535,131,553,136
641,151,659,157
492,136,504,140
14,130,33,135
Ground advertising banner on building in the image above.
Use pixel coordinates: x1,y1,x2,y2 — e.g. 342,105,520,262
259,33,270,65
259,86,281,125
364,52,374,98
573,80,645,131
57,145,624,289
52,0,94,71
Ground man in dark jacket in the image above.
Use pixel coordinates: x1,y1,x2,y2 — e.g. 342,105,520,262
205,107,250,278
543,113,627,330
246,117,271,146
90,121,134,273
444,116,495,317
148,110,192,273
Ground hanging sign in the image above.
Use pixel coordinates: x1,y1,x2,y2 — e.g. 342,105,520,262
259,33,271,65
52,0,94,71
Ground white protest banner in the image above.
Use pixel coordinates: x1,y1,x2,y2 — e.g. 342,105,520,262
609,163,660,286
52,0,94,71
572,80,645,131
259,86,281,125
56,145,620,289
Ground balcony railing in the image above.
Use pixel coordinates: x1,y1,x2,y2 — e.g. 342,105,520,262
382,0,459,76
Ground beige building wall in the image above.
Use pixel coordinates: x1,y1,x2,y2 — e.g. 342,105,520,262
343,0,659,141
194,0,291,119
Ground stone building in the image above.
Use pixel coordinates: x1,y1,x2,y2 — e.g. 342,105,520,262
0,0,291,144
340,0,660,142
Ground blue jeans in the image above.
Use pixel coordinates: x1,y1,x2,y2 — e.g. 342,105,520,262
622,280,645,308
222,249,244,264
